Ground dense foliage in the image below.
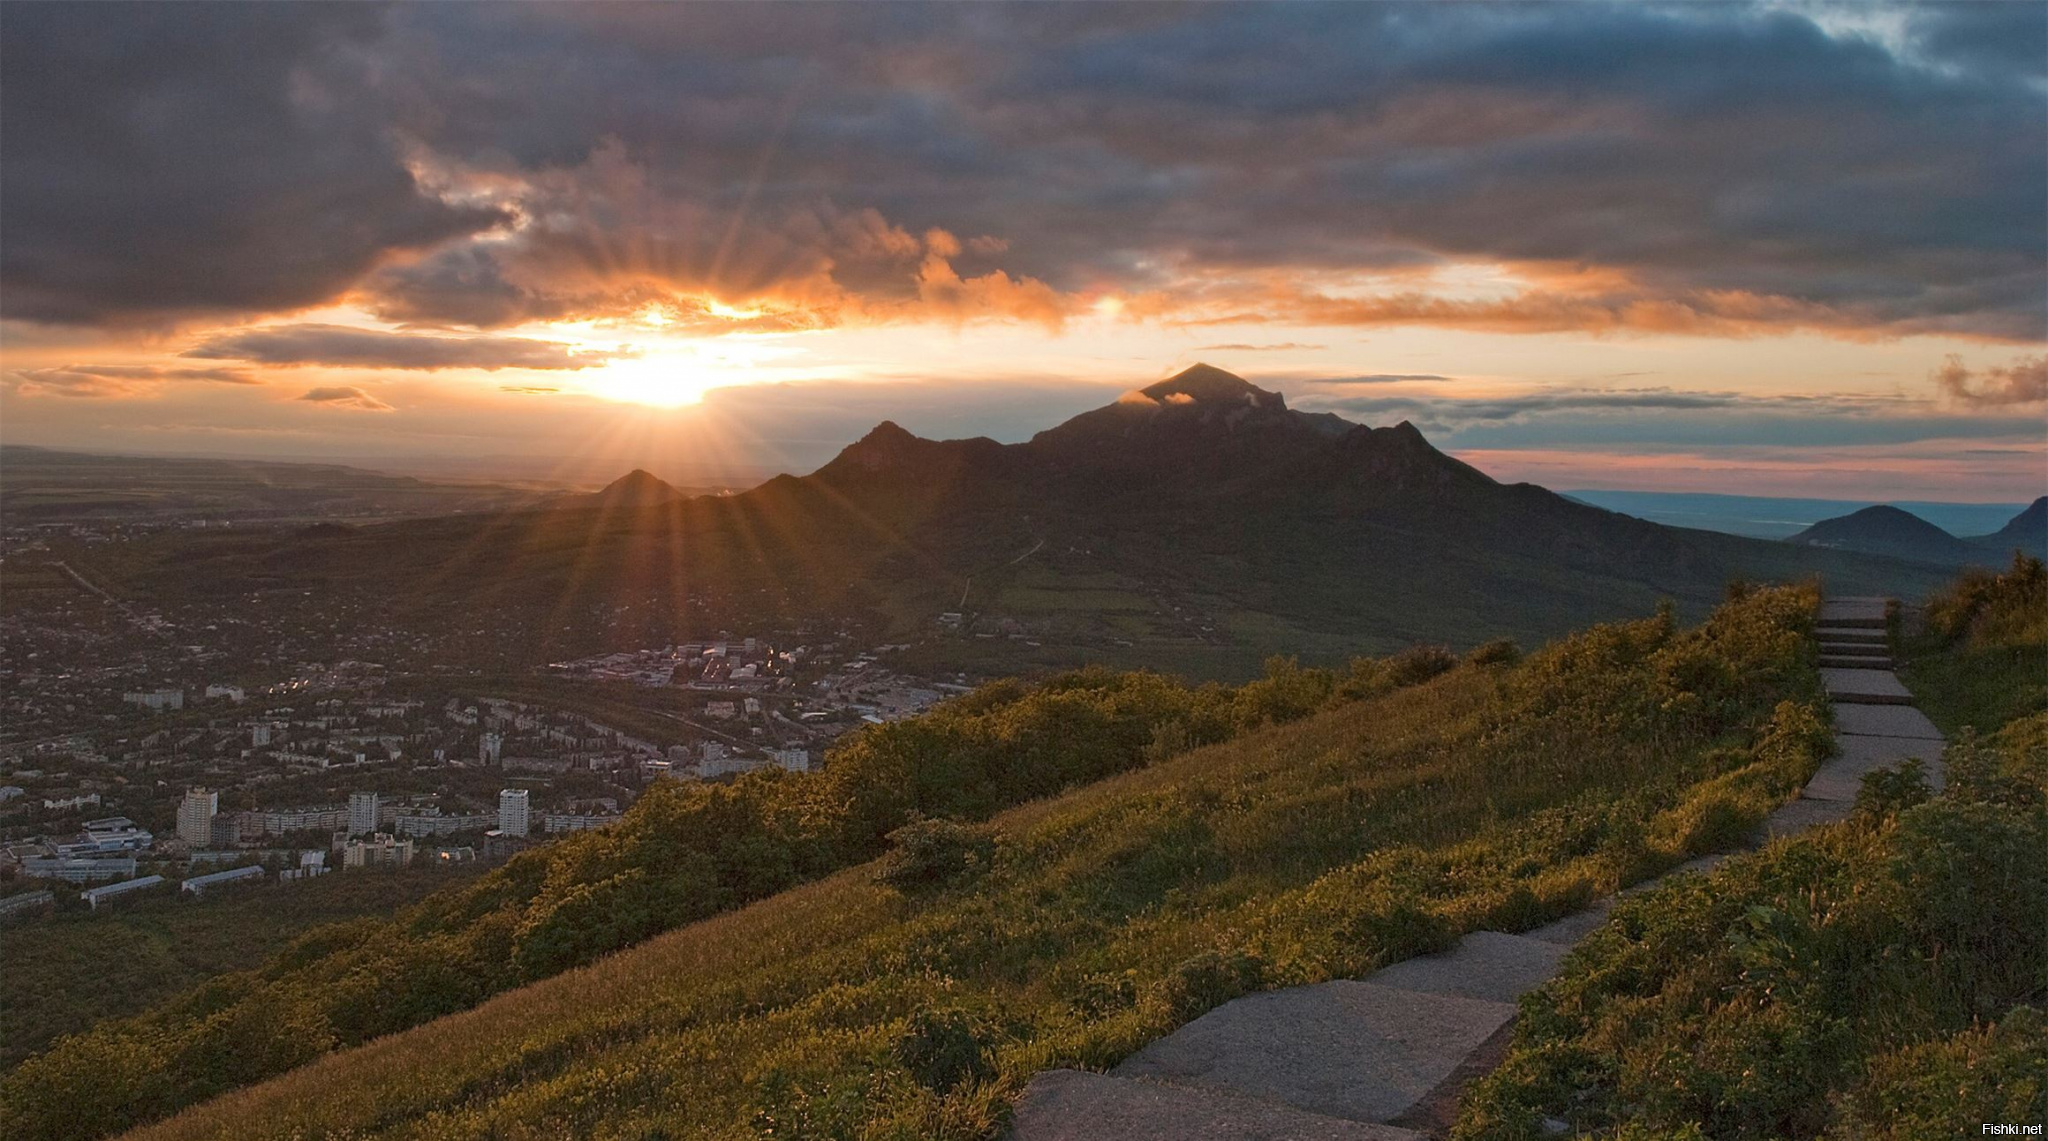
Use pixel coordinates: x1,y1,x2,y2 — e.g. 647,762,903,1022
0,866,477,1072
1903,552,2048,736
1454,715,2048,1141
0,651,1445,1140
54,585,1827,1141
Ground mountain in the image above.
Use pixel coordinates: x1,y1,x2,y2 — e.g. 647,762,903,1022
1969,496,2047,556
576,469,685,509
1785,505,1989,564
53,364,1955,676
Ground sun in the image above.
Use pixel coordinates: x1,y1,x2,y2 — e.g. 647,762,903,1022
572,334,802,408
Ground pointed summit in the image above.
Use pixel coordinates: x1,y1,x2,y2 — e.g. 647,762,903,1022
1140,363,1282,407
593,469,683,507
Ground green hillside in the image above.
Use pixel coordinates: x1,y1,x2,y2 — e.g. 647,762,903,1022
1455,562,2048,1140
0,866,481,1071
19,585,1834,1141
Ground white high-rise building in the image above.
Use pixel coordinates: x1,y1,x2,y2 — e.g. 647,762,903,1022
498,788,530,837
175,788,217,846
347,791,380,837
479,732,503,765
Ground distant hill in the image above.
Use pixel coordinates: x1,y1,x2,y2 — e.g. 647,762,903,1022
1562,489,2033,540
1785,505,1990,564
0,445,555,523
573,469,686,510
52,365,1954,675
1969,496,2047,557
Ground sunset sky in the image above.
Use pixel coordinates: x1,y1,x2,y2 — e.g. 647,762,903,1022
2,2,2042,498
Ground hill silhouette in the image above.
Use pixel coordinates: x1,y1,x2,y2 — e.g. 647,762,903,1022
1970,495,2046,556
67,364,1953,673
575,468,685,509
1786,504,1988,564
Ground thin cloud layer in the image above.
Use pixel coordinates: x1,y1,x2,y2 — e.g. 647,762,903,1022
8,364,263,398
298,386,395,412
186,325,622,371
1,3,2039,341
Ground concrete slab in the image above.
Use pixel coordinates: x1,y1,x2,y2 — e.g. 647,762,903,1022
1757,795,1853,840
1820,658,1892,672
1821,668,1915,705
1834,703,1945,740
1804,735,1946,801
1818,599,1888,627
1522,899,1613,946
1112,981,1516,1124
1365,931,1569,1004
1818,642,1889,657
1011,1070,1424,1141
1814,626,1887,644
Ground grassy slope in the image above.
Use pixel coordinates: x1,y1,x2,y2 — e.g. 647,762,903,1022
0,867,479,1070
1454,564,2048,1140
111,590,1827,1141
1895,556,2048,737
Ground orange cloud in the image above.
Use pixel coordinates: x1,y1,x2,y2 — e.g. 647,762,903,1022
1934,353,2048,406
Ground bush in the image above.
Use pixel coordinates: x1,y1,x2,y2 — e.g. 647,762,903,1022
875,818,998,894
894,1008,997,1094
1467,637,1522,667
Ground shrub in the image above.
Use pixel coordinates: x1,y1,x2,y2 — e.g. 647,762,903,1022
1467,637,1522,667
875,818,998,895
894,1008,997,1094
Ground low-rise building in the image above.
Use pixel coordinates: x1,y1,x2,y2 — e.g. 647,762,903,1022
82,875,165,910
542,812,622,834
21,855,137,883
342,832,414,869
181,864,264,897
123,689,184,712
0,890,55,919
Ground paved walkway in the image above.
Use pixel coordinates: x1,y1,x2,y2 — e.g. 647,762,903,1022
1011,596,1945,1140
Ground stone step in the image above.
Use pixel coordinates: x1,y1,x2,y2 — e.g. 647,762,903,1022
1835,703,1945,741
1818,638,1887,652
1821,668,1915,705
1819,656,1892,670
1365,931,1569,1004
1804,735,1947,802
1815,626,1887,644
1112,982,1516,1124
1818,598,1889,628
1012,1070,1425,1141
1818,646,1890,659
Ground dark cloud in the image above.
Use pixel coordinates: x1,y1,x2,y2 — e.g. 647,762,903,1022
1933,353,2048,407
298,386,395,412
0,3,506,325
8,364,264,398
184,324,621,371
5,3,2042,341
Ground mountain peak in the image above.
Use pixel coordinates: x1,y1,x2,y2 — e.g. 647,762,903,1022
1139,364,1283,408
585,468,683,508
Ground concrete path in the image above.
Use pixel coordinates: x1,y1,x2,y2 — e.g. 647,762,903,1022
1011,597,1943,1140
